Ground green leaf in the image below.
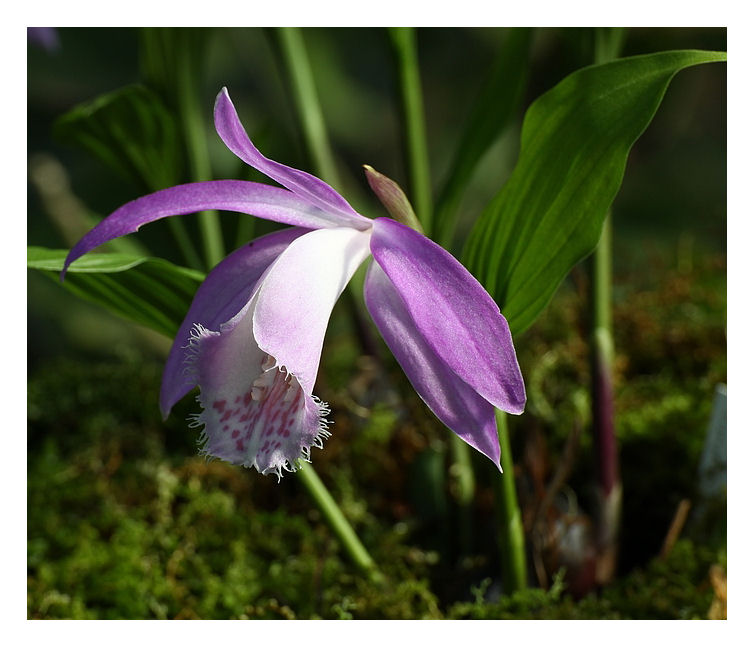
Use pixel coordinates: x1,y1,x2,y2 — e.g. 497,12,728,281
53,83,204,271
434,28,532,249
28,247,205,338
463,49,726,336
53,84,182,192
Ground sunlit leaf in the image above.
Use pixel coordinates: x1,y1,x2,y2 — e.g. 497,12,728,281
463,49,726,336
28,247,204,338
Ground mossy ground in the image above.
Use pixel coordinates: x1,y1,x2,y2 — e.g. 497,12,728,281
27,254,726,620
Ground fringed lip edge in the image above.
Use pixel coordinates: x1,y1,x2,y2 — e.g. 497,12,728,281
184,322,333,479
191,390,332,480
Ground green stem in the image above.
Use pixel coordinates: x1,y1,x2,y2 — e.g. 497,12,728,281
590,214,618,496
594,27,626,66
389,27,432,234
175,30,224,269
296,462,383,583
277,28,342,189
590,213,621,584
589,28,624,585
494,409,527,592
449,435,475,555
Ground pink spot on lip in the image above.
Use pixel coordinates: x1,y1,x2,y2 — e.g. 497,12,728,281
232,429,240,439
212,400,226,411
243,392,252,406
234,396,241,404
220,410,232,422
236,439,244,451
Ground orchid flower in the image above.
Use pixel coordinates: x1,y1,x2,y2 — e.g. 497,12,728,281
63,88,525,478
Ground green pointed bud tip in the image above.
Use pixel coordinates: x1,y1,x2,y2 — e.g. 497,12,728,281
363,164,423,234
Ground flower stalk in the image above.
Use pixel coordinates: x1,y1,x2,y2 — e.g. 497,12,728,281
589,213,621,584
276,28,342,190
494,409,527,592
296,462,383,583
388,28,433,234
589,28,624,585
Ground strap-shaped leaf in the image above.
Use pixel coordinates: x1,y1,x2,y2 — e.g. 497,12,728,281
53,84,182,192
28,247,205,338
463,49,726,336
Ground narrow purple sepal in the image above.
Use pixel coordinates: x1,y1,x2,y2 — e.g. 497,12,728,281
214,88,371,230
159,227,308,418
364,261,501,467
62,180,347,278
369,217,526,415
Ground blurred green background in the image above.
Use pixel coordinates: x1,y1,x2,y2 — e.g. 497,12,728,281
27,27,726,619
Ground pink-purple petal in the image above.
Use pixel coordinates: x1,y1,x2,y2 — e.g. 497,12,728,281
188,298,330,476
364,262,501,467
369,217,526,415
214,88,371,229
159,227,308,418
62,180,347,277
252,227,372,395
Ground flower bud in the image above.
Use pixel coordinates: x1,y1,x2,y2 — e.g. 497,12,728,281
363,164,424,233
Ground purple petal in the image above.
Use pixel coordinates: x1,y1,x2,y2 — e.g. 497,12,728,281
160,227,308,418
252,227,372,395
184,225,371,476
188,298,330,477
214,88,371,229
62,180,349,277
364,261,501,467
370,217,526,414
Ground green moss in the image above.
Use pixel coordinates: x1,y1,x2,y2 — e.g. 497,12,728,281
447,540,721,619
28,254,726,619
